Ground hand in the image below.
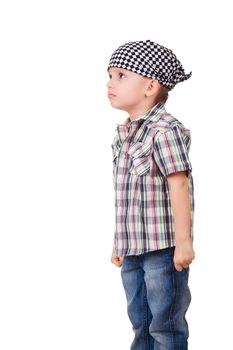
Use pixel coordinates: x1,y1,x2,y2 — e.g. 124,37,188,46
173,239,195,272
110,246,124,267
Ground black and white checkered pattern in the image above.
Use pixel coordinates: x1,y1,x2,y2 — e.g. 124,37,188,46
107,40,192,91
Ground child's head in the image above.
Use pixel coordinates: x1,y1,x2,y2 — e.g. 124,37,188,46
107,40,191,114
107,67,169,112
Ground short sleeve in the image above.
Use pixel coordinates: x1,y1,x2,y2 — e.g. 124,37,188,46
153,124,192,177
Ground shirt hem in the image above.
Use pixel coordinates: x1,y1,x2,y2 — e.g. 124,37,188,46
116,242,176,257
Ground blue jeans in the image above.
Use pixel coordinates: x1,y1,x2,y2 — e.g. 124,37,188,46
120,246,191,350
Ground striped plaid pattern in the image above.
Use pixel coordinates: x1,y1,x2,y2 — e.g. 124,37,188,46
111,102,194,256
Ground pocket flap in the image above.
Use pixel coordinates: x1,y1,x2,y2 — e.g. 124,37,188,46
127,142,152,158
111,143,120,161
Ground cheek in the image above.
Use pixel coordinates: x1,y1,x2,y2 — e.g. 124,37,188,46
125,84,144,100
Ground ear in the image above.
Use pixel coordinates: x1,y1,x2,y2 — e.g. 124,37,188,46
145,79,160,97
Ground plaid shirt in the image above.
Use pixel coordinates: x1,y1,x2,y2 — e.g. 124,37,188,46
111,102,194,256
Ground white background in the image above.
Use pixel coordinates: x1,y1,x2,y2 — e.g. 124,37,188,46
0,1,232,349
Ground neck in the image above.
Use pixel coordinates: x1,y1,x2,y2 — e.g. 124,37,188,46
129,101,162,121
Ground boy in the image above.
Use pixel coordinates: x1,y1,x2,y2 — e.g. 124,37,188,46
107,40,195,349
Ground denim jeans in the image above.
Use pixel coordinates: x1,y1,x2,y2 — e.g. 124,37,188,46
120,246,191,350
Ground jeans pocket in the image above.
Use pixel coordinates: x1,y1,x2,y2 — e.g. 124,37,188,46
184,266,190,282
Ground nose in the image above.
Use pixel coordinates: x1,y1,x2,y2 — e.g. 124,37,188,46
106,79,113,89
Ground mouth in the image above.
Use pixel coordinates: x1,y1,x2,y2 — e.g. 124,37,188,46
108,92,116,98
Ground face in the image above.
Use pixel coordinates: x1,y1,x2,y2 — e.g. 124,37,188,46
107,67,151,113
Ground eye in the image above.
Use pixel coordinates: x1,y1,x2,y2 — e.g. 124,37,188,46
108,72,126,79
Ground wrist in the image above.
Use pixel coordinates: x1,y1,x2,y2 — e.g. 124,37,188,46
175,234,192,245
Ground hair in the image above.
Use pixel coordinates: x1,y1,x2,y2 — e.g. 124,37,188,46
155,84,169,104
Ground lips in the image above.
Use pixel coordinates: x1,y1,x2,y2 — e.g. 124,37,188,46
108,92,116,97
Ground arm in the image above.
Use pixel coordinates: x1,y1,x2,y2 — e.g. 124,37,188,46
167,171,195,271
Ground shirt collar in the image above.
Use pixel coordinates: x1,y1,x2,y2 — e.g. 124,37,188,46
117,102,166,128
115,102,166,144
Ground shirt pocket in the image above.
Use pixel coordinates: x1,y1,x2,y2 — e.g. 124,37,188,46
127,141,152,176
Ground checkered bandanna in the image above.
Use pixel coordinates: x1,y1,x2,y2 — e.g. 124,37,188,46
107,39,192,91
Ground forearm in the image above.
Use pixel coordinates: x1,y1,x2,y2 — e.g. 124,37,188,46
168,177,191,243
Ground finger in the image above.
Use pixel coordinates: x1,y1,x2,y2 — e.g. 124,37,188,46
175,264,183,272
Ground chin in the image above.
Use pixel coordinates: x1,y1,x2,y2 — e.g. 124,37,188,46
109,100,128,112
